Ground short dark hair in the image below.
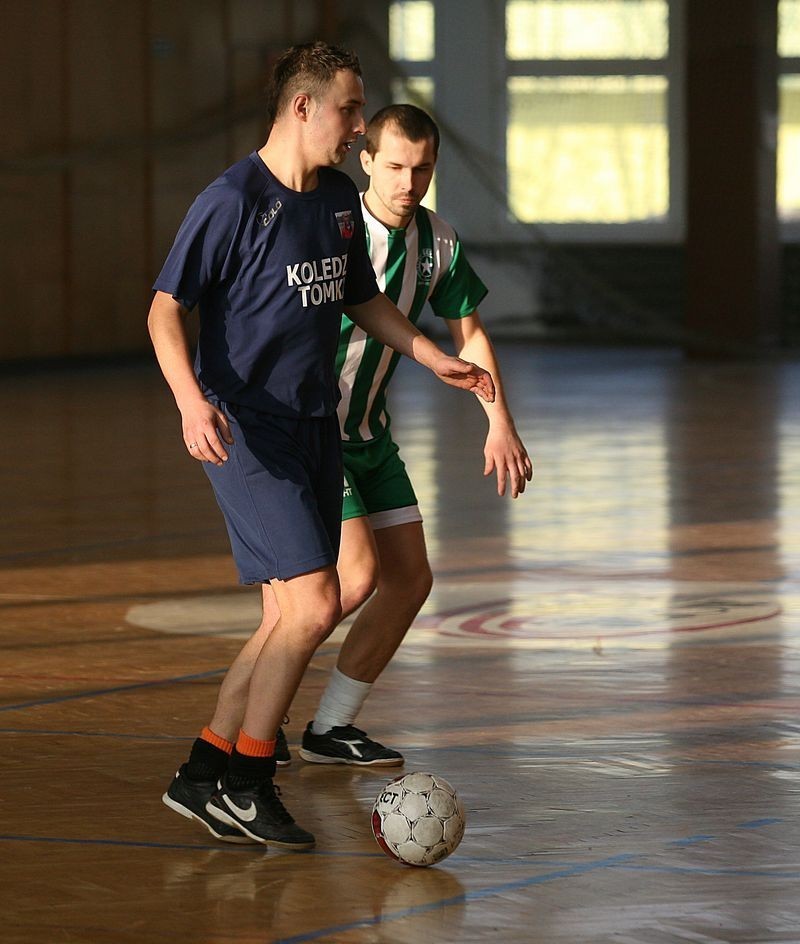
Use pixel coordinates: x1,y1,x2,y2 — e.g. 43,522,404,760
268,41,362,123
364,104,440,158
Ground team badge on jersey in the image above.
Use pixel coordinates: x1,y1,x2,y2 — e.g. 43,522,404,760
335,210,355,239
417,248,434,283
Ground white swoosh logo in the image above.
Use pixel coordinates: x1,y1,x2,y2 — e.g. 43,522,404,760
223,794,257,822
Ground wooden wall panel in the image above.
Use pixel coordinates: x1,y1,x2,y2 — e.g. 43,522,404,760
149,0,231,280
0,0,377,361
67,1,149,355
0,0,67,359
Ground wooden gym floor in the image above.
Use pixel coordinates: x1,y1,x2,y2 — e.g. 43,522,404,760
2,343,799,943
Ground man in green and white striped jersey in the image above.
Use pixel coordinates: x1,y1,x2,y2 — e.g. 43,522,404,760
297,104,533,766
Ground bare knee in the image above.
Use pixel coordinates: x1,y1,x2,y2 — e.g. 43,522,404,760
298,596,343,649
379,562,432,609
274,579,340,649
340,559,379,617
411,564,433,606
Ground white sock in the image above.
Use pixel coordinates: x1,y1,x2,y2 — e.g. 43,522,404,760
312,667,373,734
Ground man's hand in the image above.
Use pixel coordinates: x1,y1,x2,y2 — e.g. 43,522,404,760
432,354,495,402
484,425,533,498
345,296,494,402
147,292,234,466
180,397,234,466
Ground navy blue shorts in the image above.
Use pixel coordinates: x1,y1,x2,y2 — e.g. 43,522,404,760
204,403,343,584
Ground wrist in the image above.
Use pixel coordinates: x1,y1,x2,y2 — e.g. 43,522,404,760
412,334,443,370
175,386,208,413
486,408,514,430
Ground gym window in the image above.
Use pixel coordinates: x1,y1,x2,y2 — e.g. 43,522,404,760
505,0,673,227
779,0,800,223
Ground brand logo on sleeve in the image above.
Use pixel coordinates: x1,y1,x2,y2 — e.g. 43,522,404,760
257,200,282,227
335,210,354,239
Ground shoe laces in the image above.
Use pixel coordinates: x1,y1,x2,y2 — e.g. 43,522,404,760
257,781,294,824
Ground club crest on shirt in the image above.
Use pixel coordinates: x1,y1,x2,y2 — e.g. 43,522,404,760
417,248,434,283
335,210,355,239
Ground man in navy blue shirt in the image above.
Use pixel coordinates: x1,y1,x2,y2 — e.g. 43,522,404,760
149,42,494,849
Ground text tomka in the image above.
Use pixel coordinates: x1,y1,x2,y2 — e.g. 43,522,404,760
286,255,348,307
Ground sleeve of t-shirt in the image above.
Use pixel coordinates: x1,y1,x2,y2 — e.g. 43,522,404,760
152,180,243,311
429,235,489,320
342,192,380,307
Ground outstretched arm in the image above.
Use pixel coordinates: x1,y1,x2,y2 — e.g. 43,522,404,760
147,291,233,465
447,311,533,498
344,292,495,403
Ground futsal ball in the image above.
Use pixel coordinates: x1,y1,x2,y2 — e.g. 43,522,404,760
371,771,466,867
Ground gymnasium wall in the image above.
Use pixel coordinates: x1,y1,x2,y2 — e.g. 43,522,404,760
0,0,390,361
2,1,796,361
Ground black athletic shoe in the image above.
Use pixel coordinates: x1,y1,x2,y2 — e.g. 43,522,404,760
275,725,291,767
299,722,404,766
162,766,254,844
206,775,315,848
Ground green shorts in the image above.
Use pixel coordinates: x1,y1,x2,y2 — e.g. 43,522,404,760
341,431,422,529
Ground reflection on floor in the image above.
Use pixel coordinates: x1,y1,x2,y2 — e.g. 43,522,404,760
2,345,799,943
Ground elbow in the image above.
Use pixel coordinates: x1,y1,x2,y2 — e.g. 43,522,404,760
147,291,184,341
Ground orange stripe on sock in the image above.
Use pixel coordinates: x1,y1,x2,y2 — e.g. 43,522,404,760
201,726,234,754
237,730,276,758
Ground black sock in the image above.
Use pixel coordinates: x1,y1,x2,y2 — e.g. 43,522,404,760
226,748,277,789
184,737,230,782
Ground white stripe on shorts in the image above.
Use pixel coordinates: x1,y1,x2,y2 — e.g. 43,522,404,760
368,504,423,531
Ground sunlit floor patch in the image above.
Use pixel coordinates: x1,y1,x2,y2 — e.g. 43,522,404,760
124,575,789,651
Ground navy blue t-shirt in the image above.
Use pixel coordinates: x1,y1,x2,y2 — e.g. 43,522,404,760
153,153,379,417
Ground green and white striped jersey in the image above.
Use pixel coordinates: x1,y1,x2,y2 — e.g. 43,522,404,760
336,195,488,443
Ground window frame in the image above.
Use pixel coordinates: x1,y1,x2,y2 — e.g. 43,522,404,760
388,0,685,244
779,52,800,240
500,0,685,243
389,1,436,102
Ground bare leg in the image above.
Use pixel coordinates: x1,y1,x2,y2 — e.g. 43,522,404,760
241,565,341,740
206,518,375,743
207,584,281,741
337,520,432,682
337,515,380,617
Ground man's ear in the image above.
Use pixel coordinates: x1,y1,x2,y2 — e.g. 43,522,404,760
292,93,312,122
360,149,373,176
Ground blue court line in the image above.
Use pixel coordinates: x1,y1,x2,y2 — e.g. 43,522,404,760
0,833,524,866
272,854,638,944
659,818,783,849
0,832,602,869
270,815,789,944
0,528,225,563
669,834,715,846
402,744,800,771
615,863,800,879
0,834,256,853
2,725,798,780
0,812,786,944
0,727,194,741
0,667,226,713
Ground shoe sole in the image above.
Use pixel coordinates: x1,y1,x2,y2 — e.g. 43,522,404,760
205,800,315,850
298,748,404,767
162,792,256,845
276,757,291,767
